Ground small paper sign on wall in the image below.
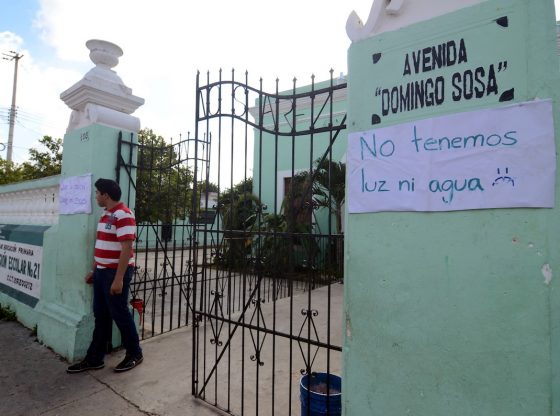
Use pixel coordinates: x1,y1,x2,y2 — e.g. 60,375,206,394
347,99,556,213
59,174,92,215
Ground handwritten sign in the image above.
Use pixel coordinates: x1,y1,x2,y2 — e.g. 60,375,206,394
59,174,92,215
348,99,556,213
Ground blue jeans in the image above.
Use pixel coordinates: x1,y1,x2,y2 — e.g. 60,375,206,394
86,266,142,363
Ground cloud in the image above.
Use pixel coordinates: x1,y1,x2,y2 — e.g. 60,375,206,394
30,0,364,139
0,32,24,51
2,0,373,163
0,29,86,161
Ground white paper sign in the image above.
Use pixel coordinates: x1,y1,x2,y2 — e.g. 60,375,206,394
348,99,556,213
59,174,92,215
0,241,43,299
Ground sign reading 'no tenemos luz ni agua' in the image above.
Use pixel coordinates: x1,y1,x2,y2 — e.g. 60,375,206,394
347,99,556,213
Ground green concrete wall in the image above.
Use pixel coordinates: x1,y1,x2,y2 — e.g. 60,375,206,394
0,124,139,360
344,1,560,415
0,176,59,331
252,79,347,235
0,174,60,194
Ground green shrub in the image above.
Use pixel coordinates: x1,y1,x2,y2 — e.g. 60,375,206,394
0,304,17,321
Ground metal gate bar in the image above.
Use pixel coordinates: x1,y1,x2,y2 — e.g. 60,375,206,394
117,131,202,339
192,70,346,415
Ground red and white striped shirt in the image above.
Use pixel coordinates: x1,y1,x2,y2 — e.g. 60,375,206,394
94,202,136,269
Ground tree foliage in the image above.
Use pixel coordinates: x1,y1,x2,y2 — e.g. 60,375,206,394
312,159,346,234
251,159,345,277
218,177,252,210
213,177,260,268
277,159,346,234
21,136,63,179
0,160,25,185
0,136,62,185
134,128,193,223
281,171,314,233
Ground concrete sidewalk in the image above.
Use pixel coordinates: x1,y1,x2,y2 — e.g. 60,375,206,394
0,283,342,416
0,320,221,416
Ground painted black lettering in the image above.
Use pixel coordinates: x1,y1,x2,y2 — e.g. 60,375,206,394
451,72,461,101
457,38,468,64
487,64,498,95
422,47,431,72
403,55,411,76
474,66,486,98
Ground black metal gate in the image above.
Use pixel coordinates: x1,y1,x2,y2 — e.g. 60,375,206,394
117,130,202,339
191,70,346,415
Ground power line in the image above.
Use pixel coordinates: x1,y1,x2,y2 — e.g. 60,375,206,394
0,105,62,131
2,50,24,162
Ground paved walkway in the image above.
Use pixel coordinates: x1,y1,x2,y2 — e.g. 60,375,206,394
0,283,343,416
0,320,221,416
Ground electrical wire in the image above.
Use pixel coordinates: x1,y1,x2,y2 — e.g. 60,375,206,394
16,118,49,136
0,105,61,131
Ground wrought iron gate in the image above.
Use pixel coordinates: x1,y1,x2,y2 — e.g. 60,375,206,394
191,70,346,415
117,130,202,339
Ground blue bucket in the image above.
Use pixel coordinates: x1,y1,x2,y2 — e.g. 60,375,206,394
300,372,342,416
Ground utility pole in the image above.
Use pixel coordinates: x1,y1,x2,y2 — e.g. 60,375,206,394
3,51,23,162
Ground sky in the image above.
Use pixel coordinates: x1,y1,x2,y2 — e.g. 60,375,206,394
0,0,376,164
0,0,559,165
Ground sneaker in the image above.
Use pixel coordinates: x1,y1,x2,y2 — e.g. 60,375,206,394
66,359,104,374
114,354,143,372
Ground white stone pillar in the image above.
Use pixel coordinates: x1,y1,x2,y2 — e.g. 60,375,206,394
37,40,144,360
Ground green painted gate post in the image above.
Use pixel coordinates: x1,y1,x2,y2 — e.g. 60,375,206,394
36,40,143,361
344,1,560,415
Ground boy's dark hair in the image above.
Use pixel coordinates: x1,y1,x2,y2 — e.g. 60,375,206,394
94,178,122,201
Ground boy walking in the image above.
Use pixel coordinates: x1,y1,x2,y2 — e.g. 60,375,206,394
67,178,143,373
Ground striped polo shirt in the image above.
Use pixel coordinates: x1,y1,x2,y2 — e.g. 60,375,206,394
94,202,136,269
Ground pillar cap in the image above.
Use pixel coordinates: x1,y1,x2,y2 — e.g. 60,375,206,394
60,39,144,133
86,39,123,69
346,0,486,41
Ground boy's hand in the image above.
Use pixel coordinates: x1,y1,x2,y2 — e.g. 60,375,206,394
110,279,123,295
